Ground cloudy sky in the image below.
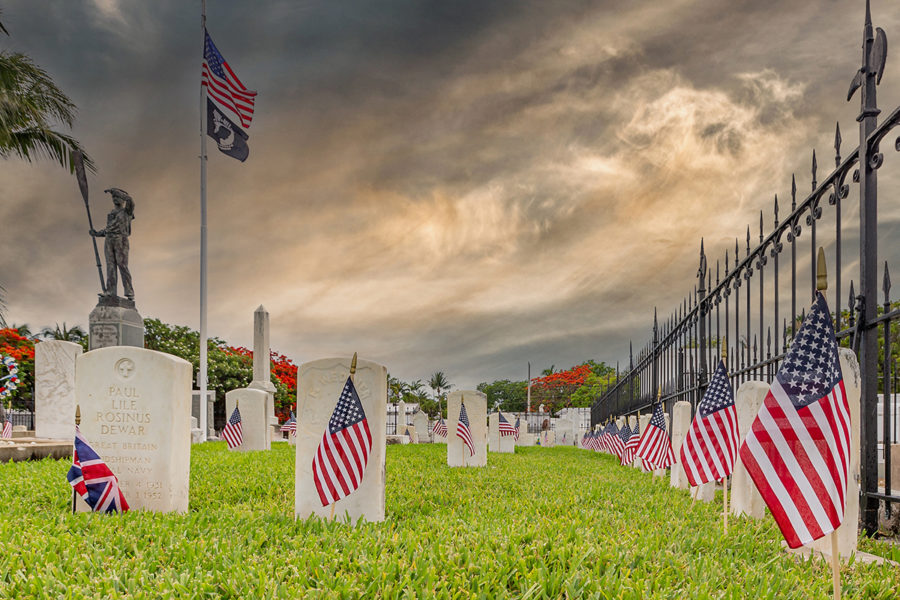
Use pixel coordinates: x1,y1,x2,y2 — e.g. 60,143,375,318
2,0,899,390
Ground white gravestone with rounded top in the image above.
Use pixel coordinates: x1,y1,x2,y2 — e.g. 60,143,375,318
402,424,418,443
75,346,191,513
636,414,650,470
669,401,692,490
35,340,82,440
539,429,556,447
488,411,515,453
295,356,387,523
447,391,487,467
225,388,270,452
730,381,768,519
652,413,670,478
412,411,430,443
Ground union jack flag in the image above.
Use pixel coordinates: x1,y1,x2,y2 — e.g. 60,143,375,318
738,292,851,549
67,427,129,513
202,29,257,128
222,406,243,449
432,416,448,437
312,377,372,507
681,359,739,487
498,412,516,437
635,403,676,470
456,402,475,456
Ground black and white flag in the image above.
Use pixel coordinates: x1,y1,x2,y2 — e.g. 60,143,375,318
206,98,249,162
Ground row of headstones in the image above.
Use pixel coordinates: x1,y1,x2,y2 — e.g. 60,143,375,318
601,348,861,558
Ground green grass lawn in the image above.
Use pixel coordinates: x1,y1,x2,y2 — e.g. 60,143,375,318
0,443,898,599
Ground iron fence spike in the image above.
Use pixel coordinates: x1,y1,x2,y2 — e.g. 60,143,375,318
792,174,797,209
774,194,779,225
884,261,891,301
812,149,817,191
835,122,842,166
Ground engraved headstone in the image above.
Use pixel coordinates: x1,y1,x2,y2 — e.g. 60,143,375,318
447,391,487,467
539,429,556,447
295,356,387,523
412,410,429,443
730,381,768,519
75,346,191,513
669,401,692,490
191,390,215,438
636,414,650,470
225,388,270,452
34,340,82,440
488,411,515,453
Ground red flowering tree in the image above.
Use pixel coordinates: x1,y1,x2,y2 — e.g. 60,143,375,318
225,345,298,422
0,328,35,410
529,364,592,413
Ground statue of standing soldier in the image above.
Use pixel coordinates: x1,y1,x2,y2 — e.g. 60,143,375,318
90,188,135,300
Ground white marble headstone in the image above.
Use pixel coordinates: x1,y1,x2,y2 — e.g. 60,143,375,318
636,414,650,470
447,391,487,467
225,388,270,452
669,401,692,489
539,429,556,447
75,346,191,513
412,411,429,442
295,357,387,523
488,411,515,453
730,381,768,519
34,340,82,440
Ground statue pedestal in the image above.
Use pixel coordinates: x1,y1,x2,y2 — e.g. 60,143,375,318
89,296,144,350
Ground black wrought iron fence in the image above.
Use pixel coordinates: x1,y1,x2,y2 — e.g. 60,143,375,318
591,3,899,535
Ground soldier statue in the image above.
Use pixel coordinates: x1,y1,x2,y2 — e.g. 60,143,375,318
90,188,135,300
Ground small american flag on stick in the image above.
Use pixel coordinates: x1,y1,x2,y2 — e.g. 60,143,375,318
513,417,521,441
1,419,10,439
498,412,516,437
621,420,640,464
432,416,448,437
456,401,475,457
681,359,739,487
222,406,243,449
738,291,851,549
312,375,373,507
280,411,297,437
635,402,676,470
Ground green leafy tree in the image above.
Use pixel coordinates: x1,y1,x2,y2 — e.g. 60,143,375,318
476,379,527,412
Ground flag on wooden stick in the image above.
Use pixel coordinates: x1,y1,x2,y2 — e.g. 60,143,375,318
498,412,516,437
635,403,676,470
456,402,475,456
222,406,243,449
681,360,739,486
738,291,850,549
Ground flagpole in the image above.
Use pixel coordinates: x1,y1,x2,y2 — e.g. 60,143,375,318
721,341,728,535
72,405,81,514
199,0,209,442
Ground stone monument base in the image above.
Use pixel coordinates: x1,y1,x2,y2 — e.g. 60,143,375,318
89,296,144,350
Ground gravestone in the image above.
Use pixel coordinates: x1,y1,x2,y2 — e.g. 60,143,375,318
191,390,215,438
652,413,670,478
447,391,487,467
190,416,202,444
636,414,650,470
412,411,429,443
397,401,408,430
246,305,276,441
539,429,556,447
225,388,270,451
488,411,515,453
75,346,191,513
730,381,768,519
295,356,387,523
402,424,418,443
34,340,82,440
669,401,692,490
811,348,862,559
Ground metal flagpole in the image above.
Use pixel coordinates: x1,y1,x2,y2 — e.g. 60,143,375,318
199,0,209,442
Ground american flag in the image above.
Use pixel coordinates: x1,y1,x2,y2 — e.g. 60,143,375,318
617,423,633,463
635,402,676,470
280,411,297,436
498,412,516,437
1,419,10,439
513,417,521,441
603,422,620,453
738,292,851,549
312,377,373,507
202,29,257,128
456,402,475,456
222,406,243,449
432,416,448,437
681,359,739,487
607,422,625,458
67,426,129,513
621,420,640,464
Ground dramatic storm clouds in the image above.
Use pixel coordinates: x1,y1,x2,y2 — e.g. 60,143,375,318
2,1,899,388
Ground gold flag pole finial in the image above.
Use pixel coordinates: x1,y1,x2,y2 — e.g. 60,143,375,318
657,386,661,401
75,404,81,427
350,352,358,377
816,246,828,292
722,337,727,361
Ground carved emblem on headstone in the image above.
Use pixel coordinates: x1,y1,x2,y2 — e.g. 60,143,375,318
115,358,136,380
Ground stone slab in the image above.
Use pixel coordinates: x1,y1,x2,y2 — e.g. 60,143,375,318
670,401,692,490
730,381,768,519
34,340,82,440
191,390,215,438
75,346,191,513
538,429,556,447
225,388,270,452
488,411,515,453
88,303,144,350
412,411,430,443
0,439,73,462
401,424,418,443
636,414,650,470
295,357,387,523
447,391,487,467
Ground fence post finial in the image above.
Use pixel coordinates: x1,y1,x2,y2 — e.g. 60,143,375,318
816,247,828,292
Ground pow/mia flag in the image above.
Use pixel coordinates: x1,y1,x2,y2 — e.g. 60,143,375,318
206,98,249,162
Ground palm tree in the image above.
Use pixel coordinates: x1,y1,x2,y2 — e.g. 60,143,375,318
428,371,451,416
40,322,87,343
0,12,95,171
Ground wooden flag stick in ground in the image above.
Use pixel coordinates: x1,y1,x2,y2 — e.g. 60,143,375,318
329,352,357,522
461,395,466,467
721,340,728,535
72,405,81,514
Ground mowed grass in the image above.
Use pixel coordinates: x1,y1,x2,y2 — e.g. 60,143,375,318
0,443,898,599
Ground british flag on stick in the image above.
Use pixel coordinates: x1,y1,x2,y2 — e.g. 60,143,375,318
738,292,851,549
67,427,129,513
